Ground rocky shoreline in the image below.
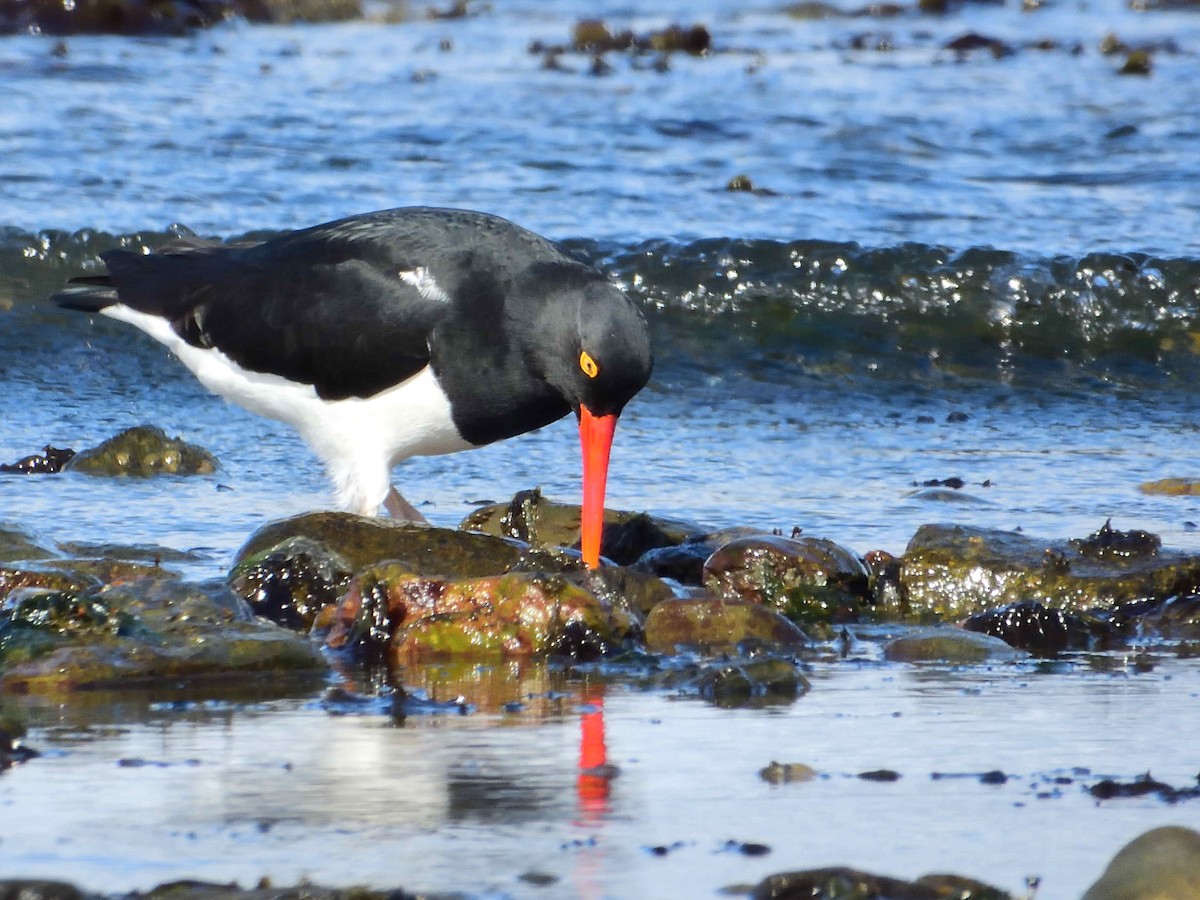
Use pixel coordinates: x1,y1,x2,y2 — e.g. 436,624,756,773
3,426,1200,897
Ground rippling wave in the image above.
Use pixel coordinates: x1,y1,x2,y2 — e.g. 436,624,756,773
5,226,1200,389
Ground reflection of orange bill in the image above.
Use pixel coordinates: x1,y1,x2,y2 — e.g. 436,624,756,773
578,692,611,808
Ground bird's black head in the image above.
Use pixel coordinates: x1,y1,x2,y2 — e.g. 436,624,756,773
527,271,653,418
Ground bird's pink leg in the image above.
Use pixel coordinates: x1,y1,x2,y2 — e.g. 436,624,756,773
384,486,429,523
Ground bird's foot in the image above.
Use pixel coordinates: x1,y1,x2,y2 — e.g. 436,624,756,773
384,486,429,523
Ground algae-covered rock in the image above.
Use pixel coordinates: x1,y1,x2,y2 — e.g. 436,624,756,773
0,564,99,602
235,512,524,577
898,523,1200,621
644,599,809,654
1082,826,1200,900
461,489,706,566
572,565,676,622
753,867,1011,900
703,535,872,628
65,425,217,477
882,626,1028,664
326,568,636,663
0,575,324,691
228,535,354,631
1140,477,1200,496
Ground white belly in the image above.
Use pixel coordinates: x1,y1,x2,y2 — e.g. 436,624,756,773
103,305,474,513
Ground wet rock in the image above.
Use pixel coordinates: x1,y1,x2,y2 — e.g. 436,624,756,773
0,575,324,691
236,512,524,577
0,444,75,474
898,523,1200,621
534,19,711,66
1088,773,1200,803
703,535,872,629
65,425,217,477
228,535,353,632
759,761,818,784
0,882,84,900
572,565,676,622
752,866,1011,899
1119,49,1153,75
0,525,57,563
662,656,808,708
1070,518,1160,560
461,489,706,566
1082,826,1200,900
944,32,1015,59
1140,477,1200,495
882,626,1027,663
963,600,1100,654
0,0,361,35
727,174,755,192
1132,593,1200,639
631,527,762,585
644,599,809,654
325,568,636,663
0,565,100,603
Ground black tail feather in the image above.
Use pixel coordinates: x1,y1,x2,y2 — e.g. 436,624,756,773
51,275,118,313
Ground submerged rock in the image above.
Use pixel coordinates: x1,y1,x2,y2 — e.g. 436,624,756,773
1082,826,1200,900
659,656,808,708
703,535,872,628
898,523,1200,621
644,598,809,654
65,425,217,477
882,626,1027,664
235,512,524,577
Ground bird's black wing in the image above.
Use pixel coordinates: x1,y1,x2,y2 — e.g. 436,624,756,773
54,212,513,401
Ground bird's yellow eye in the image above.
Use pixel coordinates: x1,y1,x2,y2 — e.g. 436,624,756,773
579,350,600,379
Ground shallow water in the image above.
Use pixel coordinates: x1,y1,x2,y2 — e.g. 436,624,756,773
3,656,1200,898
3,0,1200,896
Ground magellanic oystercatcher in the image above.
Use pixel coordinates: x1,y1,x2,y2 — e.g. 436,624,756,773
53,207,653,569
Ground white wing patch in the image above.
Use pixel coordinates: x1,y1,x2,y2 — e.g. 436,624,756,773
397,266,450,304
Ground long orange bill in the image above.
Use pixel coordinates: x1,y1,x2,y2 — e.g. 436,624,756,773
579,405,617,569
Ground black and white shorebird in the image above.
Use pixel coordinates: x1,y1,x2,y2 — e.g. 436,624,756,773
53,207,653,569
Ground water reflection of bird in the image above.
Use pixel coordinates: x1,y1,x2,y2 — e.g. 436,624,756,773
54,207,653,568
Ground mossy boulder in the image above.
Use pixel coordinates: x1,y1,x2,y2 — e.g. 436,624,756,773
0,575,324,691
644,599,810,654
65,425,217,476
752,867,1011,900
898,523,1200,622
234,512,524,578
703,535,872,629
325,568,637,663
